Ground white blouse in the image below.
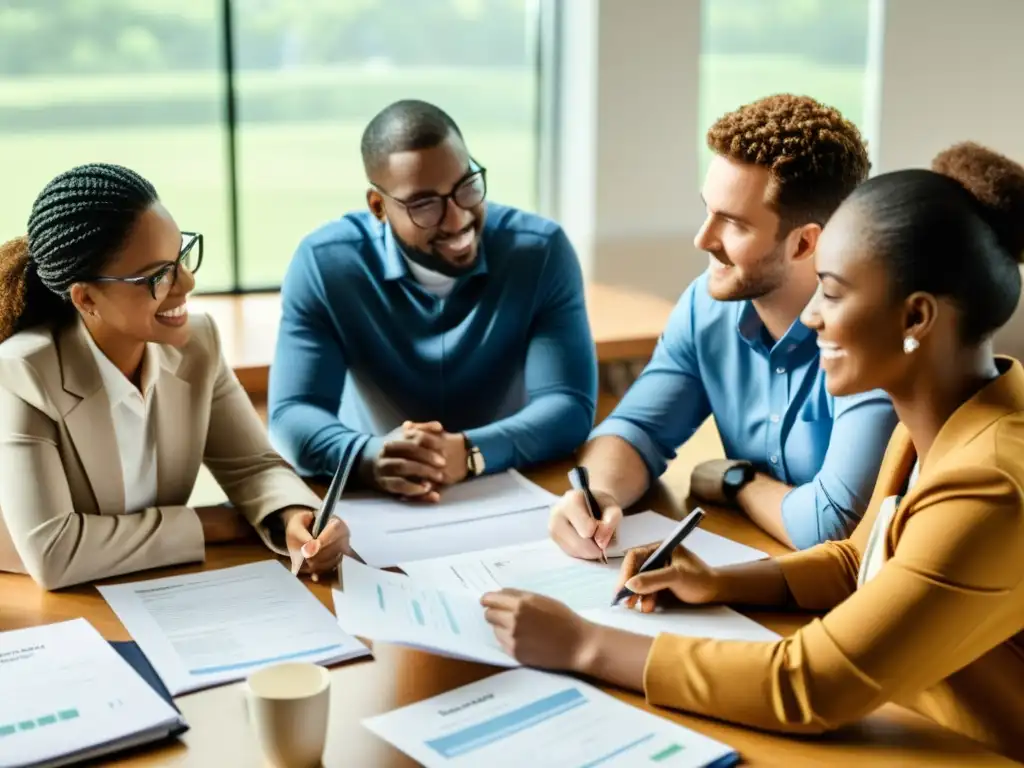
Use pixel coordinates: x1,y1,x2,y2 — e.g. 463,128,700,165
83,331,159,513
858,460,920,588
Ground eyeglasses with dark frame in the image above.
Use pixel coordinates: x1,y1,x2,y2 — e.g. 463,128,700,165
371,161,487,229
90,231,203,300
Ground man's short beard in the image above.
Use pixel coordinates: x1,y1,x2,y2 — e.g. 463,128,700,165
392,227,478,278
707,239,789,302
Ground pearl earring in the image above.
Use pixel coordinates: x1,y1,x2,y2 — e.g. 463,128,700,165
903,336,920,354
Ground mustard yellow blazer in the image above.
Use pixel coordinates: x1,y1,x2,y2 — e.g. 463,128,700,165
0,313,321,590
643,358,1024,762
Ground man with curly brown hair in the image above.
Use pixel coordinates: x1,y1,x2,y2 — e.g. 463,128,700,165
550,94,899,552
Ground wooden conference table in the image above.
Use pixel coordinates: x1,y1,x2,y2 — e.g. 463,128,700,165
1,465,1017,767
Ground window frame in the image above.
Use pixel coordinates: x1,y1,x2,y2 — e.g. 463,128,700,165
204,0,552,296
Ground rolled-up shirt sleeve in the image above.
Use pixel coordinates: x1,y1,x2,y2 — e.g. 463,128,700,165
589,282,711,481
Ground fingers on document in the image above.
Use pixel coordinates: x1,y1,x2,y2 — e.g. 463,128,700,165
617,544,657,587
479,590,517,611
482,607,514,629
378,472,441,497
406,489,442,504
625,566,677,597
305,518,347,574
595,507,623,549
549,511,603,560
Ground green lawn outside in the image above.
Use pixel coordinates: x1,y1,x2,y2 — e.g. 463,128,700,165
1,54,865,292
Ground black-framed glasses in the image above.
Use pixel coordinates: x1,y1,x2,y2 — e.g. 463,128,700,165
91,231,203,300
372,161,487,229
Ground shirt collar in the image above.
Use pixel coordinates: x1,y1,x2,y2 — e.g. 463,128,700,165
403,257,457,292
735,301,816,354
380,219,489,283
82,328,157,405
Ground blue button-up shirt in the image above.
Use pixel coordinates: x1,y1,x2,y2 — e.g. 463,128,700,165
592,272,898,548
268,202,598,479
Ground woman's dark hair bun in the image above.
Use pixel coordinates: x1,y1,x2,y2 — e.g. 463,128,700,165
931,141,1024,264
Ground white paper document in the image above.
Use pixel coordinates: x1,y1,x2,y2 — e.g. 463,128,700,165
338,470,559,567
363,668,739,768
675,526,768,568
98,560,370,695
333,558,516,668
0,619,184,768
400,529,778,643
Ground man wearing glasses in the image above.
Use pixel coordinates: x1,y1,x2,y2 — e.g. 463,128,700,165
268,99,597,500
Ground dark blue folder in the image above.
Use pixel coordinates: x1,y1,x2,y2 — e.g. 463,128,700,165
110,641,189,736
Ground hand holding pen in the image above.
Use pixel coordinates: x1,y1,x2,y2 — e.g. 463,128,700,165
611,509,722,612
562,466,617,564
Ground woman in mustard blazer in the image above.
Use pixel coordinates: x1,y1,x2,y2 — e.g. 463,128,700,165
0,163,348,590
480,142,1024,762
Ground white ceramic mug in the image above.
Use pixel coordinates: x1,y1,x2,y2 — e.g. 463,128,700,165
246,662,331,768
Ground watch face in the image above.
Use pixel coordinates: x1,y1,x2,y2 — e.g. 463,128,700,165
724,466,745,489
468,449,484,475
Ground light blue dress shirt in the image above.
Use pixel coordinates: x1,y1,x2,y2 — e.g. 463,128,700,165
591,272,898,548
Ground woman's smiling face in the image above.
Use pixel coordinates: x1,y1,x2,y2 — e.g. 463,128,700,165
800,201,912,397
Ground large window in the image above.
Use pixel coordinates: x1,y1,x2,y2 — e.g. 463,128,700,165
699,0,872,180
0,1,234,290
0,0,540,293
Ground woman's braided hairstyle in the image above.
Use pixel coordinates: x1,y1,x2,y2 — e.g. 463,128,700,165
0,163,158,343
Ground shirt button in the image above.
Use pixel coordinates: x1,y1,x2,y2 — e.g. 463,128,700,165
770,455,779,464
770,414,780,423
775,366,786,374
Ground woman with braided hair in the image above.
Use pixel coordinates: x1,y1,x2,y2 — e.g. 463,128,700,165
0,163,351,589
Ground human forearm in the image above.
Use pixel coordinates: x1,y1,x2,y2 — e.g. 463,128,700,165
268,401,370,477
735,473,796,549
577,436,652,508
465,393,593,473
573,623,652,691
18,507,205,590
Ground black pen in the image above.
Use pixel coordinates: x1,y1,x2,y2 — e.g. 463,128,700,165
610,508,706,606
568,466,608,564
293,443,360,577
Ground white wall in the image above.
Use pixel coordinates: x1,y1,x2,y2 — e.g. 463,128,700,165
552,0,703,296
869,0,1024,174
557,0,1024,340
869,0,1024,356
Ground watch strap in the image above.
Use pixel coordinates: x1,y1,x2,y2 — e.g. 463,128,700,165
722,460,755,500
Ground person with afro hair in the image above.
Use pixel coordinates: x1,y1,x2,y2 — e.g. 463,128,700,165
551,94,898,553
484,140,1024,764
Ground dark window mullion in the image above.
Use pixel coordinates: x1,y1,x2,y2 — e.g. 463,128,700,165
219,0,242,292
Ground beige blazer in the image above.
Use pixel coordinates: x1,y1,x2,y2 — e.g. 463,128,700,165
0,312,321,590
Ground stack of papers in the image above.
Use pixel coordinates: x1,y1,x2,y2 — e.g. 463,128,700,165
336,558,516,668
98,560,371,695
338,470,559,567
364,668,740,767
399,528,776,644
333,511,775,668
0,619,185,768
